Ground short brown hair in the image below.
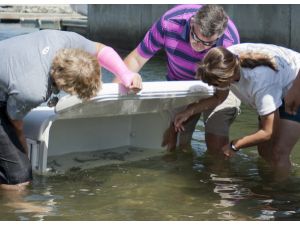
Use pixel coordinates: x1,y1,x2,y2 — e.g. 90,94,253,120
51,48,101,100
194,5,228,37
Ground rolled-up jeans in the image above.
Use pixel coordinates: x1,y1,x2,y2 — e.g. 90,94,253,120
172,91,241,146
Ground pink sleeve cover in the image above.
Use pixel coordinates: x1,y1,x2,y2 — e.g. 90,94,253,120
97,46,134,87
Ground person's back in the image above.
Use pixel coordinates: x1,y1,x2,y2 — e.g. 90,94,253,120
0,30,97,120
228,43,300,114
0,30,63,110
229,43,300,75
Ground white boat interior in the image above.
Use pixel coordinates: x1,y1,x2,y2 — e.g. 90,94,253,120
24,81,214,173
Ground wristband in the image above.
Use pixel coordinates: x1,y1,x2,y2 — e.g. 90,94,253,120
230,140,239,152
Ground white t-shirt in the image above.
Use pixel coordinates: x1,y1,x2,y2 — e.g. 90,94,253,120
228,43,300,116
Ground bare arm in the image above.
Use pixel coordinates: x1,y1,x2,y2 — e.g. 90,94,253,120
223,110,279,157
174,89,229,132
111,48,149,83
124,48,150,72
9,118,28,155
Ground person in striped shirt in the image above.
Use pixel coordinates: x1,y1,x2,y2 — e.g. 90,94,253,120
124,4,241,155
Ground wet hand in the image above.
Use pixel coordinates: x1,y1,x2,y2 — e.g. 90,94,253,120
173,110,192,132
222,144,236,159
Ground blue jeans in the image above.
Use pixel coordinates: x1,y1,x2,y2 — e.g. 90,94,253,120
0,104,32,184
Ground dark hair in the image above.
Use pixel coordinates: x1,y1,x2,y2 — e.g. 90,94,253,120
194,5,228,37
197,47,278,87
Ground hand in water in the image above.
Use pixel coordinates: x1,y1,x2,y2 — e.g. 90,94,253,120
174,109,193,132
222,144,236,159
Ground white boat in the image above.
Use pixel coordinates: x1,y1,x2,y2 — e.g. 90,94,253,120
24,81,214,174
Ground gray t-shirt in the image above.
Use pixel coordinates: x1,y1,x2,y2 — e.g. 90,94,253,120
0,30,97,120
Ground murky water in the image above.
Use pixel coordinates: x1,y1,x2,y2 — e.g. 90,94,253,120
1,27,300,221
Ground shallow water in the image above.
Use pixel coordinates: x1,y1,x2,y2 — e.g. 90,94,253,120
1,29,300,221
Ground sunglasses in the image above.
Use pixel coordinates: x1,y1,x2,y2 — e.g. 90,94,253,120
190,26,219,47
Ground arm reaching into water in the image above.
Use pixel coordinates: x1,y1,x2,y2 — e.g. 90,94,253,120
222,110,279,158
174,89,229,132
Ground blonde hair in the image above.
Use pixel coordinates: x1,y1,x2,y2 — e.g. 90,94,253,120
51,48,102,100
197,47,278,86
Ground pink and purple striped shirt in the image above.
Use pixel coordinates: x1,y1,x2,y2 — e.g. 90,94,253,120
137,4,240,81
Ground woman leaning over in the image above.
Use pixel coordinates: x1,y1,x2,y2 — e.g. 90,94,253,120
174,43,300,180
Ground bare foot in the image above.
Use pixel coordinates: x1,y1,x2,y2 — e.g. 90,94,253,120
161,123,177,152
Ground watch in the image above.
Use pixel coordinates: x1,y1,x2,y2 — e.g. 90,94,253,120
230,140,239,152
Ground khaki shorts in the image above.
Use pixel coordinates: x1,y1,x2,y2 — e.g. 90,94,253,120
171,91,241,141
203,90,241,136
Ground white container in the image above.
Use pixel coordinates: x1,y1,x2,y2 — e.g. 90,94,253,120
24,81,213,173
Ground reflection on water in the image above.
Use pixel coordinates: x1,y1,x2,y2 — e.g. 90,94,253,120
4,147,300,221
2,28,300,221
2,102,300,220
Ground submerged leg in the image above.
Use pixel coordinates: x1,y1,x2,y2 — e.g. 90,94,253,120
161,123,178,152
270,119,300,181
203,91,240,155
0,108,32,189
178,113,201,153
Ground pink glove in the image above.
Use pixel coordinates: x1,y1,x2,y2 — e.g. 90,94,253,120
97,46,134,87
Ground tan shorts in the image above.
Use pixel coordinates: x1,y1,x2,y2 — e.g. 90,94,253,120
171,91,241,140
203,90,241,136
